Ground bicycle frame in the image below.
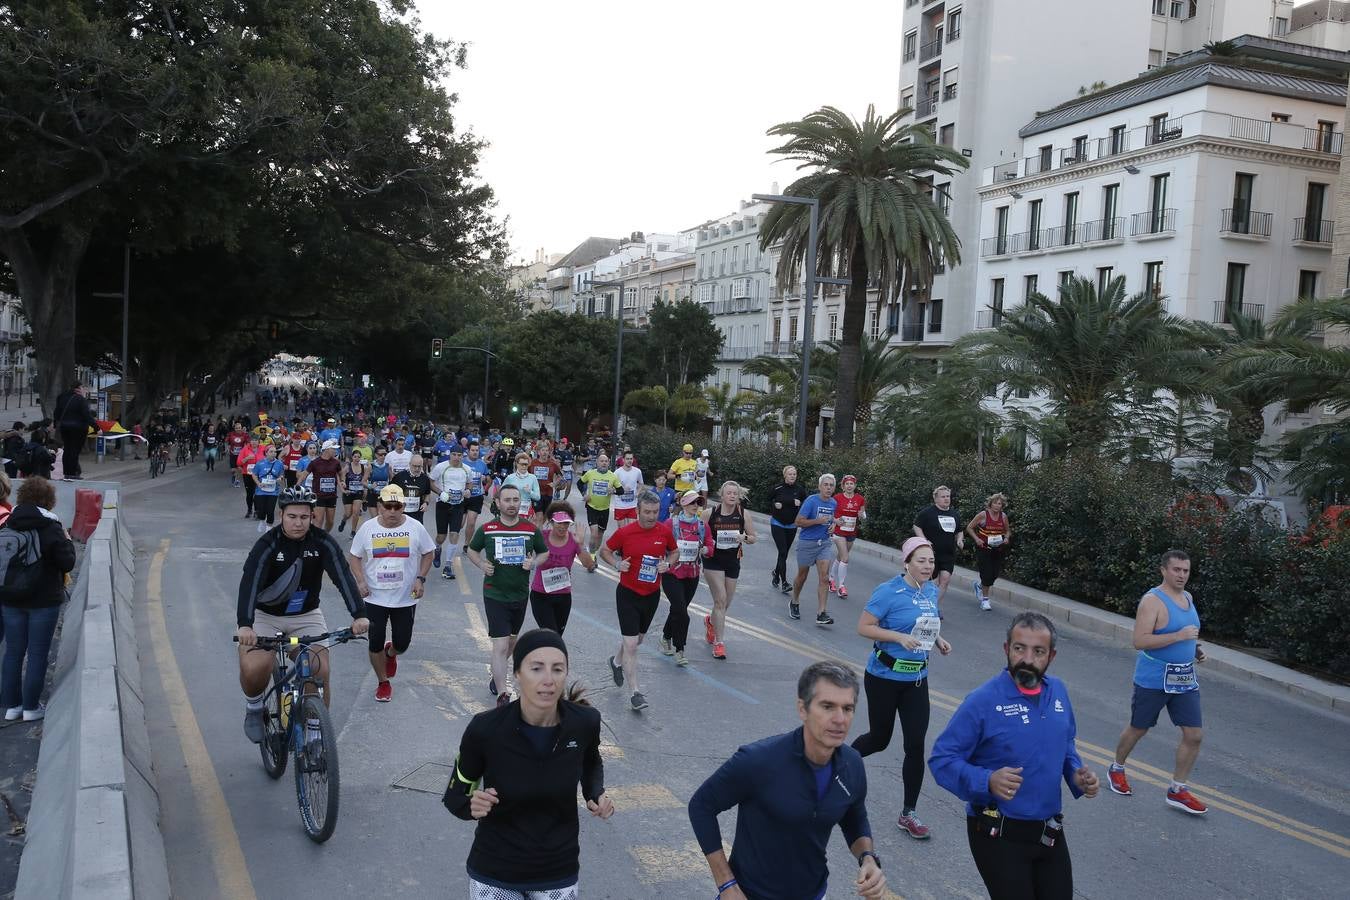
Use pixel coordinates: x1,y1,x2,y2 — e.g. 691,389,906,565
263,641,328,754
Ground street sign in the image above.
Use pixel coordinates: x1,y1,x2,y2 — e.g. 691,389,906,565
97,390,108,420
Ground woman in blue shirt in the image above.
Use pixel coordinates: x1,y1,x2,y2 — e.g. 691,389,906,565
250,446,286,531
852,536,952,841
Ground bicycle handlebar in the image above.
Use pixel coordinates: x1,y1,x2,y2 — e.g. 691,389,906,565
233,627,365,649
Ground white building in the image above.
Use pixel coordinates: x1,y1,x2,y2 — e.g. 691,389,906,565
693,202,773,389
1285,0,1350,50
0,293,33,400
897,0,1295,349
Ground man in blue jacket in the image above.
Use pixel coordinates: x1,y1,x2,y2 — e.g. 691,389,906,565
930,612,1099,900
688,662,887,900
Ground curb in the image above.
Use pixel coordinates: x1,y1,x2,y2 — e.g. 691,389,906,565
747,510,1350,717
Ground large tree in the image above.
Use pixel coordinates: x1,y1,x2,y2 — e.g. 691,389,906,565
758,105,968,446
640,300,723,389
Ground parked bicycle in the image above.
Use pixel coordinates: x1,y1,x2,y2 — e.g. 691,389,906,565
233,628,365,842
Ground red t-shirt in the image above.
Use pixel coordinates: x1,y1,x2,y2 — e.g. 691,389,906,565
236,446,261,471
306,458,342,498
227,430,248,452
531,459,562,499
605,521,677,596
832,492,866,536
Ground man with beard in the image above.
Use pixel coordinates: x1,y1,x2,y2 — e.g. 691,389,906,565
929,612,1099,900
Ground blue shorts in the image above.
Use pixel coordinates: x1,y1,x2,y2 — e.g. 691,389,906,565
796,537,836,568
1130,684,1202,729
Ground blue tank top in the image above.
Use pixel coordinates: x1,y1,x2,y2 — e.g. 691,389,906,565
1132,588,1200,689
368,462,390,489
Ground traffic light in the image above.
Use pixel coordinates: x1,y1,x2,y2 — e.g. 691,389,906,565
511,404,519,414
431,337,443,359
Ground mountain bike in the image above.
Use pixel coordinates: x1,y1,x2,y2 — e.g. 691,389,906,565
175,440,189,467
149,444,169,478
234,628,365,842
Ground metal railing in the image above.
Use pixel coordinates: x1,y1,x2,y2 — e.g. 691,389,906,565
1080,217,1126,242
947,25,961,42
1146,119,1183,145
1131,208,1177,236
991,160,1019,182
1024,155,1053,176
1228,115,1272,143
919,38,943,63
915,94,939,118
1293,217,1334,243
1212,301,1266,324
762,340,803,357
976,309,1004,330
709,298,765,316
903,47,916,62
1219,208,1272,237
1059,147,1089,168
980,233,1019,257
896,323,925,342
719,345,759,361
1041,225,1077,249
1096,133,1130,159
1303,129,1343,155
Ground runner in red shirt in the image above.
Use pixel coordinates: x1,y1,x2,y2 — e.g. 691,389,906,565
529,441,562,527
235,436,263,519
830,475,867,598
226,422,249,487
300,440,343,532
599,490,678,713
283,435,307,488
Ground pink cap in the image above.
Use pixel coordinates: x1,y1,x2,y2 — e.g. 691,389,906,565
550,510,574,524
900,536,932,562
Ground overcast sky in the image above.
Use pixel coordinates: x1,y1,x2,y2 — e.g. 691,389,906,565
420,1,902,264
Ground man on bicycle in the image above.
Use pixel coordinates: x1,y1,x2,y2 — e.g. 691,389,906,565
236,486,370,743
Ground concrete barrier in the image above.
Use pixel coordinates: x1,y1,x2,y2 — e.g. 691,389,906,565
16,490,170,899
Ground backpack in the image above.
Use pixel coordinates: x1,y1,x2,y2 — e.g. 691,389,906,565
0,528,44,601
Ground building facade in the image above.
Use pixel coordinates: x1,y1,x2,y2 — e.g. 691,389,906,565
0,294,32,400
693,201,773,388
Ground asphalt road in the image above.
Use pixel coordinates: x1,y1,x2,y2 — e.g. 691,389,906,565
123,462,1350,899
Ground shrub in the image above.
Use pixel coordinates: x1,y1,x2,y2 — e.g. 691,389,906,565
1257,530,1350,676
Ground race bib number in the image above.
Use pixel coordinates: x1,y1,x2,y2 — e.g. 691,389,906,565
563,470,574,482
533,466,550,481
677,539,701,562
839,515,858,532
591,480,610,497
714,529,741,550
1164,661,1198,694
318,476,337,494
471,478,483,496
446,488,463,504
621,488,635,502
259,476,277,492
911,615,942,652
987,534,1005,548
404,494,421,513
375,561,403,586
496,535,526,565
541,566,572,594
637,554,659,583
938,515,956,533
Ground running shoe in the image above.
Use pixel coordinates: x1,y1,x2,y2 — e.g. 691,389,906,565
1108,767,1133,796
1165,788,1208,815
4,707,21,722
838,585,849,598
496,692,511,708
384,641,397,678
432,547,441,568
816,611,834,626
20,704,46,722
442,565,452,580
789,601,801,620
675,651,689,667
828,578,837,594
338,519,346,533
704,614,715,645
659,637,675,656
980,597,992,611
489,676,498,696
375,682,392,702
896,812,931,840
256,522,267,534
972,578,984,603
609,655,624,687
630,692,649,711
780,582,792,595
243,707,265,743
771,572,781,589
712,641,726,660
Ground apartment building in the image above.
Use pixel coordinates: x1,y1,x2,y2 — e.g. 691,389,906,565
0,293,32,399
693,201,773,388
546,237,622,313
613,250,696,327
897,0,1295,348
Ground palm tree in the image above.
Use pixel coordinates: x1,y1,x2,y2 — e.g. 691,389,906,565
812,337,925,436
759,105,968,447
742,352,830,441
956,275,1205,456
705,382,756,438
872,356,1001,455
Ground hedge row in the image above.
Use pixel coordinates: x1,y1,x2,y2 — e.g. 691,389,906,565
627,427,1350,676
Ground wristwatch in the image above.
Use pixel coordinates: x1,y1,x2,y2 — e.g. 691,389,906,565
857,850,881,869
415,575,427,583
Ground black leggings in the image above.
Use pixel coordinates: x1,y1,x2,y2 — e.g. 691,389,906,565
254,494,277,525
243,478,256,514
851,672,930,810
976,548,1006,588
530,590,572,635
967,817,1072,900
661,573,699,651
770,524,797,580
366,603,417,654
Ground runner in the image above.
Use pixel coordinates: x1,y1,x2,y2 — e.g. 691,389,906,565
433,428,458,465
461,441,491,553
577,454,621,554
430,446,472,580
364,446,392,523
226,420,249,486
502,452,542,519
829,475,867,598
529,441,562,526
659,490,706,667
250,446,285,533
555,437,575,500
338,452,368,534
528,504,597,635
688,662,887,900
652,472,676,522
351,430,374,465
701,480,756,660
385,435,414,476
490,436,516,481
695,448,712,501
913,485,964,613
443,629,613,900
236,486,369,742
1107,550,1208,815
467,484,548,706
852,537,953,841
282,434,306,488
392,454,433,525
929,612,1099,900
965,492,1013,612
668,443,698,495
599,490,678,712
348,484,436,703
236,434,264,520
202,423,221,472
791,474,837,626
610,451,643,525
317,416,343,449
768,465,808,595
299,440,342,531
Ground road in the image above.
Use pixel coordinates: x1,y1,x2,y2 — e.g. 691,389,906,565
122,462,1350,899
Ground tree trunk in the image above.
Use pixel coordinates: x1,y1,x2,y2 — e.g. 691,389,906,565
832,240,870,447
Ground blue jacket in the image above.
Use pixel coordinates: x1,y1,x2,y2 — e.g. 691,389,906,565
688,727,871,900
929,671,1085,821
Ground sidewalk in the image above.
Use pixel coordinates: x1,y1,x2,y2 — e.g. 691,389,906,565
746,510,1350,717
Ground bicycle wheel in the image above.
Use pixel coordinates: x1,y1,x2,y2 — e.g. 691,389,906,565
293,694,339,843
259,687,289,779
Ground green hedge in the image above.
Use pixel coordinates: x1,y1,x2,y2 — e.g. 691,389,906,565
628,427,1349,675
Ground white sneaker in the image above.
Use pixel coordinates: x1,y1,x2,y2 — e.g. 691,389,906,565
4,706,21,721
980,597,992,611
256,522,267,533
22,705,46,722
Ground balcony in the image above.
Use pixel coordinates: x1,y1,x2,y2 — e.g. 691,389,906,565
915,94,939,119
903,46,916,62
1293,217,1333,245
1024,155,1053,177
1096,133,1130,160
1212,301,1266,324
919,38,943,63
892,323,927,343
1146,118,1183,145
947,23,961,42
719,345,759,362
980,232,1024,258
1131,208,1177,238
942,83,958,101
1219,208,1272,239
1059,147,1089,168
1080,217,1126,243
710,298,766,316
975,309,1004,330
991,160,1019,182
763,340,804,357
1227,115,1272,143
1303,128,1343,155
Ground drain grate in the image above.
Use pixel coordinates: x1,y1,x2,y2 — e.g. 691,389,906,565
391,761,452,794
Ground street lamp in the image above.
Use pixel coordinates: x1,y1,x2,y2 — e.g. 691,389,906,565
751,194,851,448
591,279,644,446
439,337,499,422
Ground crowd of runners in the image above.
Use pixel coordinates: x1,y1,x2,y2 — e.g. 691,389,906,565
227,393,1212,900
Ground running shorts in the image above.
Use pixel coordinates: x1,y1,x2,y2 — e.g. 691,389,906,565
1130,684,1202,729
586,507,610,529
615,584,660,636
436,501,466,536
484,599,528,639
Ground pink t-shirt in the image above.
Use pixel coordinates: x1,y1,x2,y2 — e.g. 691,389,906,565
530,533,582,593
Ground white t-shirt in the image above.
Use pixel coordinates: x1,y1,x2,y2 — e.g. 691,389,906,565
351,516,436,609
613,466,643,509
431,460,471,504
385,449,414,475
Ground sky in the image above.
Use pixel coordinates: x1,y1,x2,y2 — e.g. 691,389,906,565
418,1,902,264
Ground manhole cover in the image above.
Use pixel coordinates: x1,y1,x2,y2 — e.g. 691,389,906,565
391,761,452,794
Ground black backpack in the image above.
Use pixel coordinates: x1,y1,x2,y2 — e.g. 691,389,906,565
0,528,44,601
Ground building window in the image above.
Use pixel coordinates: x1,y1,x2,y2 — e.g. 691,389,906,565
1149,173,1170,230
936,182,952,216
1037,144,1052,173
828,313,838,341
1071,135,1088,162
995,205,1010,253
1024,274,1038,300
938,123,955,147
991,278,1005,325
1148,49,1163,69
1102,183,1120,239
1271,112,1290,123
1063,192,1079,242
1058,270,1074,294
1145,261,1165,301
886,302,900,334
1109,124,1127,155
1152,0,1166,14
1224,262,1247,319
901,88,915,111
789,315,799,341
1096,266,1114,296
903,31,917,62
1027,199,1042,250
948,8,962,40
928,299,944,333
870,308,881,339
1298,270,1319,301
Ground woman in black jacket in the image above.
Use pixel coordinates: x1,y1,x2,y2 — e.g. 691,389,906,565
768,465,809,594
444,629,613,899
2,477,77,721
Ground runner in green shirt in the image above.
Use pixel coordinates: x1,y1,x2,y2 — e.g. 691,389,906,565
578,453,623,553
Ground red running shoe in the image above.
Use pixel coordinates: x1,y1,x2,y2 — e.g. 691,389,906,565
896,813,931,840
712,641,726,659
1108,768,1133,796
384,641,397,678
838,585,849,598
374,682,392,702
1166,788,1208,815
704,614,715,644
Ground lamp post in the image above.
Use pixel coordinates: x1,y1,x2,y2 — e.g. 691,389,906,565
441,342,500,423
591,279,645,447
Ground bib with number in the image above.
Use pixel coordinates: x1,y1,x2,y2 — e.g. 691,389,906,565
259,476,277,491
318,476,337,494
376,560,404,585
445,488,463,504
283,589,308,615
938,515,956,533
714,529,741,550
1164,661,1198,693
533,466,550,481
677,539,701,562
591,480,610,496
496,535,526,565
541,566,572,594
911,615,941,651
987,533,1005,547
637,554,659,583
839,515,858,532
404,494,421,512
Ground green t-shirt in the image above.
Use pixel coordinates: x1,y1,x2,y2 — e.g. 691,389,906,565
468,518,549,603
579,469,622,511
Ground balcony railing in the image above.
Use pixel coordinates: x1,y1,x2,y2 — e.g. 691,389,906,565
980,232,1021,257
991,160,1019,182
1096,133,1130,159
709,298,765,316
719,345,759,361
1131,208,1177,236
895,323,926,342
1228,115,1272,143
915,94,939,118
1212,301,1266,324
1059,147,1089,168
1041,225,1078,249
1303,128,1343,155
903,46,916,62
919,38,943,63
1024,155,1053,176
762,340,803,357
1219,208,1272,238
1293,217,1334,244
942,83,958,101
1146,119,1183,145
975,309,1004,330
1080,217,1126,243
947,25,961,42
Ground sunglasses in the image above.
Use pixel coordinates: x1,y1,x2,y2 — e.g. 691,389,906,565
379,501,403,510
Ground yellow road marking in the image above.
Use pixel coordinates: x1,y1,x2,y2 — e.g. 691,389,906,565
454,555,470,596
597,782,683,810
627,840,729,885
462,602,493,653
147,540,257,900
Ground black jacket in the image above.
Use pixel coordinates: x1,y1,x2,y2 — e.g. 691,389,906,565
769,481,809,527
54,390,95,430
3,504,77,608
444,698,604,886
